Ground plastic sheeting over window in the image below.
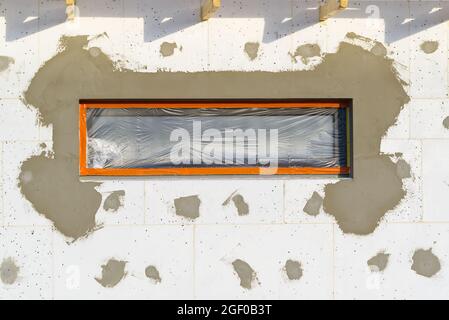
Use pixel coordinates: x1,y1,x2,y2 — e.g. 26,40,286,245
79,101,351,176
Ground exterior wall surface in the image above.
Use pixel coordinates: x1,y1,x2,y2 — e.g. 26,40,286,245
1,0,449,299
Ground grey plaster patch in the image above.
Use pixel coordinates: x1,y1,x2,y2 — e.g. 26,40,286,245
0,258,19,285
223,191,249,216
103,190,125,212
145,265,162,283
95,258,127,288
244,42,260,60
411,248,441,278
303,191,323,216
420,41,439,54
396,159,411,179
232,194,249,216
324,156,407,235
160,42,178,57
232,259,256,289
367,252,390,272
174,195,200,220
289,44,321,64
443,116,449,129
284,259,303,280
0,56,14,73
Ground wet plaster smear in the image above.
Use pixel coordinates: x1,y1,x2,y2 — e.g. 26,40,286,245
20,35,409,239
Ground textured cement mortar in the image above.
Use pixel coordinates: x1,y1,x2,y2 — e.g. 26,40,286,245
19,34,409,239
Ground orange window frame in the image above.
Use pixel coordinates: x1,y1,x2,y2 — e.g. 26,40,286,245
79,100,352,176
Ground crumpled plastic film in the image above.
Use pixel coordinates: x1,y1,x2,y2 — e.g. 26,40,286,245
86,107,348,169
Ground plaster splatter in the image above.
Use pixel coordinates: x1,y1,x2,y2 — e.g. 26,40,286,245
232,259,256,289
367,252,390,272
411,249,441,278
284,259,303,280
174,195,200,220
21,34,408,238
420,41,439,54
0,258,19,285
289,44,321,64
160,42,178,57
95,258,127,288
222,191,249,216
346,32,387,57
222,190,237,206
396,159,411,179
145,265,162,283
303,191,323,216
244,42,260,61
231,194,249,216
443,116,449,129
103,190,125,212
0,56,14,73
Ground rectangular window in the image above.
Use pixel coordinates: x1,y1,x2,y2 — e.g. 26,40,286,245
79,100,352,176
